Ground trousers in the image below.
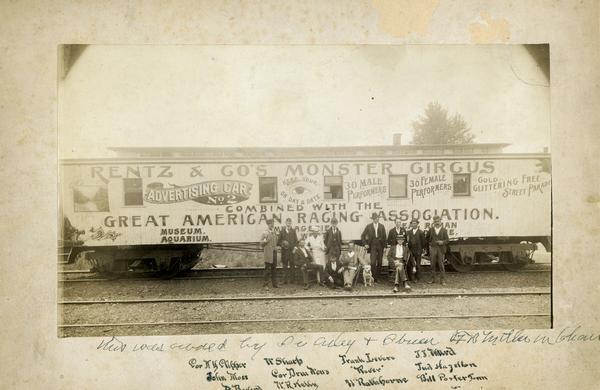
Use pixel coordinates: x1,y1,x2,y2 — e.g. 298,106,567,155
370,243,385,280
408,251,422,281
263,250,278,287
429,246,446,282
281,249,296,283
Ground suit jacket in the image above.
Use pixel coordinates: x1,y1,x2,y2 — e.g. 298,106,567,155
261,229,278,263
406,228,426,254
426,226,450,253
325,260,344,280
387,244,410,268
361,223,387,249
293,246,314,267
387,226,407,246
277,227,298,252
324,227,342,257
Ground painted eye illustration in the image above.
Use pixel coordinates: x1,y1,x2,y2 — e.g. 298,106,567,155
290,184,310,195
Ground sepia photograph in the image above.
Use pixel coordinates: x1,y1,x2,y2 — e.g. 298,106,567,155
58,44,552,337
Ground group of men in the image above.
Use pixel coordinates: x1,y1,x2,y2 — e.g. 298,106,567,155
260,212,449,292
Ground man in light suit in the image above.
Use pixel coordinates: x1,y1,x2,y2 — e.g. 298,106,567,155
387,234,411,292
261,219,279,289
426,215,450,285
277,217,299,284
340,241,360,291
361,212,387,282
324,217,342,261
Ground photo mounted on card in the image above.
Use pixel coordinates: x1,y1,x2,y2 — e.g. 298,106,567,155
57,44,551,338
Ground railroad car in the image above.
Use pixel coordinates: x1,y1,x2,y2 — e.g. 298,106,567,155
59,142,551,275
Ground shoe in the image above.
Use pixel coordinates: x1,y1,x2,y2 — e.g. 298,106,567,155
427,280,434,284
303,284,309,290
404,283,411,290
393,286,399,293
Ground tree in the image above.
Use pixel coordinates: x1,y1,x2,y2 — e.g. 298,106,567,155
411,102,475,145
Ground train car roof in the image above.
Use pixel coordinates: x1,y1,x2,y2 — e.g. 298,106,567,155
59,143,553,163
107,143,512,158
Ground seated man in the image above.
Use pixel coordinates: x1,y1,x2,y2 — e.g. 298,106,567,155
294,238,323,289
325,253,345,289
387,234,411,292
340,241,360,291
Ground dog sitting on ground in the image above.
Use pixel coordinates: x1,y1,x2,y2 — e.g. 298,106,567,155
362,264,374,287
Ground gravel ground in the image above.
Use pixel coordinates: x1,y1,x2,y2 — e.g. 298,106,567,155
61,294,549,323
59,270,551,337
60,271,551,301
60,316,551,338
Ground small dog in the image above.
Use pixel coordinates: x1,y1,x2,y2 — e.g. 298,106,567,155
362,264,374,287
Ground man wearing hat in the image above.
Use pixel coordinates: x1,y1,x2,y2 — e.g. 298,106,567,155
387,218,407,248
361,212,387,282
387,233,411,292
277,218,299,284
260,219,279,289
324,217,342,262
426,215,449,285
406,218,426,282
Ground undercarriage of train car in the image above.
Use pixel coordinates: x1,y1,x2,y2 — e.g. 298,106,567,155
446,236,551,272
67,244,205,278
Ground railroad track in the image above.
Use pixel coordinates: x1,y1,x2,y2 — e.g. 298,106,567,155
59,264,551,283
59,289,550,332
59,289,550,305
59,313,550,330
58,288,551,336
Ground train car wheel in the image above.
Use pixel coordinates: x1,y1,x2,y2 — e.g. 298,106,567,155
447,252,473,273
159,258,182,279
501,252,528,271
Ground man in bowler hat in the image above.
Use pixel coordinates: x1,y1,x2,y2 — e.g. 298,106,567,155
324,217,342,261
361,212,387,282
260,219,279,289
426,215,449,285
277,217,298,284
406,218,426,281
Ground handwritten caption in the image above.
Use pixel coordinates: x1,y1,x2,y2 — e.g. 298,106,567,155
95,327,598,388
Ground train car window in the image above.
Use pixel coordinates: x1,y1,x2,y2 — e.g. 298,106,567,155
73,185,109,212
453,173,471,196
389,175,408,198
123,178,144,206
259,177,278,203
324,176,343,199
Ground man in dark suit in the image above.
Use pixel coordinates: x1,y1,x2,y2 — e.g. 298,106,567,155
294,238,323,289
324,217,342,261
277,217,299,284
426,215,450,285
361,212,387,282
406,218,426,282
387,219,407,247
324,255,345,288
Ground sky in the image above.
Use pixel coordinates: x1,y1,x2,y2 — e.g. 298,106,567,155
59,45,550,158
